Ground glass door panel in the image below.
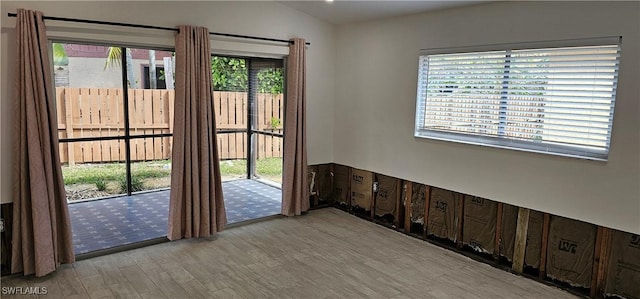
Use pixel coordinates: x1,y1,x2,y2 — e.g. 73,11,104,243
212,56,249,181
130,136,172,192
250,59,284,186
61,140,127,201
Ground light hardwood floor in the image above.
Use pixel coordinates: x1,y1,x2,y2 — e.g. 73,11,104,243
2,208,576,298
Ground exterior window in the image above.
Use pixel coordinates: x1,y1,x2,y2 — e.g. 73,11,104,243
143,66,166,89
415,37,621,161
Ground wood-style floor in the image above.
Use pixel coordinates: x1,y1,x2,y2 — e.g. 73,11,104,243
2,208,575,298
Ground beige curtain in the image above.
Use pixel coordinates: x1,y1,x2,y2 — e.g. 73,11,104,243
167,25,226,240
282,38,309,216
12,9,75,277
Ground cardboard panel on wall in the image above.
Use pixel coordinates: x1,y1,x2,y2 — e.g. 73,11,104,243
463,196,497,254
604,231,640,299
546,216,596,288
374,174,397,217
333,165,350,205
500,204,518,261
524,210,544,268
427,187,458,241
317,164,333,201
410,184,426,224
350,168,373,211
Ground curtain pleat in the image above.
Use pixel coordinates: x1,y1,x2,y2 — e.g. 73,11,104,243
167,26,226,240
282,38,309,216
12,8,75,277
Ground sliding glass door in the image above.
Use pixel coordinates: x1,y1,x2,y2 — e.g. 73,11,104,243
53,42,175,202
54,47,284,202
213,55,284,186
249,59,284,185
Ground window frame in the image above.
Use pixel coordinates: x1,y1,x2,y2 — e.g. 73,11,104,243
414,36,622,161
50,40,176,196
142,65,167,89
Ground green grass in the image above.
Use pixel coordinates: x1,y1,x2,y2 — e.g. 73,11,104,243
256,158,283,176
218,158,283,176
63,158,282,199
218,159,247,176
62,158,282,186
62,160,172,185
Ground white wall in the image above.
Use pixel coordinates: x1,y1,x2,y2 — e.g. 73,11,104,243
65,57,122,88
0,1,335,203
65,57,165,88
334,1,640,234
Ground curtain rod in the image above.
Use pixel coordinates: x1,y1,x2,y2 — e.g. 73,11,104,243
7,12,310,46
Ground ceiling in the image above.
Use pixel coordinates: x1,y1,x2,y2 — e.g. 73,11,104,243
278,0,487,25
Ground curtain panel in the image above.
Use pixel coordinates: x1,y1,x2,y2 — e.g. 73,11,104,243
282,38,309,216
12,8,75,277
167,25,226,240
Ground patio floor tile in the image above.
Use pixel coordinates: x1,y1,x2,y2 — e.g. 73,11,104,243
69,179,282,255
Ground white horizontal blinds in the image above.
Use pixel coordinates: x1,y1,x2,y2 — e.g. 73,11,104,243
505,45,619,150
416,41,620,160
422,50,507,137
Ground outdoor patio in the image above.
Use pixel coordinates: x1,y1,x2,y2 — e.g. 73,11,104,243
69,179,282,255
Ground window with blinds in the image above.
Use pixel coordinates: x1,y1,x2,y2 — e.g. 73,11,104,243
415,38,621,161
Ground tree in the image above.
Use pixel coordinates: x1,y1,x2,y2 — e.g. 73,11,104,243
257,68,283,94
211,56,247,91
104,47,137,88
148,50,157,89
166,55,281,92
52,43,68,66
210,56,283,94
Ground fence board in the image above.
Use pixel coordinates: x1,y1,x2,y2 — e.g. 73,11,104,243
152,90,161,158
72,88,82,136
132,89,142,135
218,134,227,159
240,133,246,159
143,89,153,127
133,138,142,161
233,133,240,159
225,135,231,160
91,89,103,162
266,94,272,130
235,92,244,128
58,88,70,163
277,94,283,121
143,90,155,160
259,94,266,129
81,141,91,163
258,134,265,159
243,92,249,127
271,94,277,129
80,89,93,163
218,92,229,128
56,87,281,163
103,89,122,135
92,132,103,162
165,91,173,156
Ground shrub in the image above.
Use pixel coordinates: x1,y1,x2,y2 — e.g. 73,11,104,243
119,176,144,193
95,179,107,191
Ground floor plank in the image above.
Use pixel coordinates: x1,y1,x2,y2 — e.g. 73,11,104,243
2,208,576,298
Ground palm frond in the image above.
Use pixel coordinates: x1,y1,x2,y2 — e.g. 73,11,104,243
104,47,122,70
52,43,68,66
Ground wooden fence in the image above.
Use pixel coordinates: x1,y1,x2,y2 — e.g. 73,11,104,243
55,87,284,165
